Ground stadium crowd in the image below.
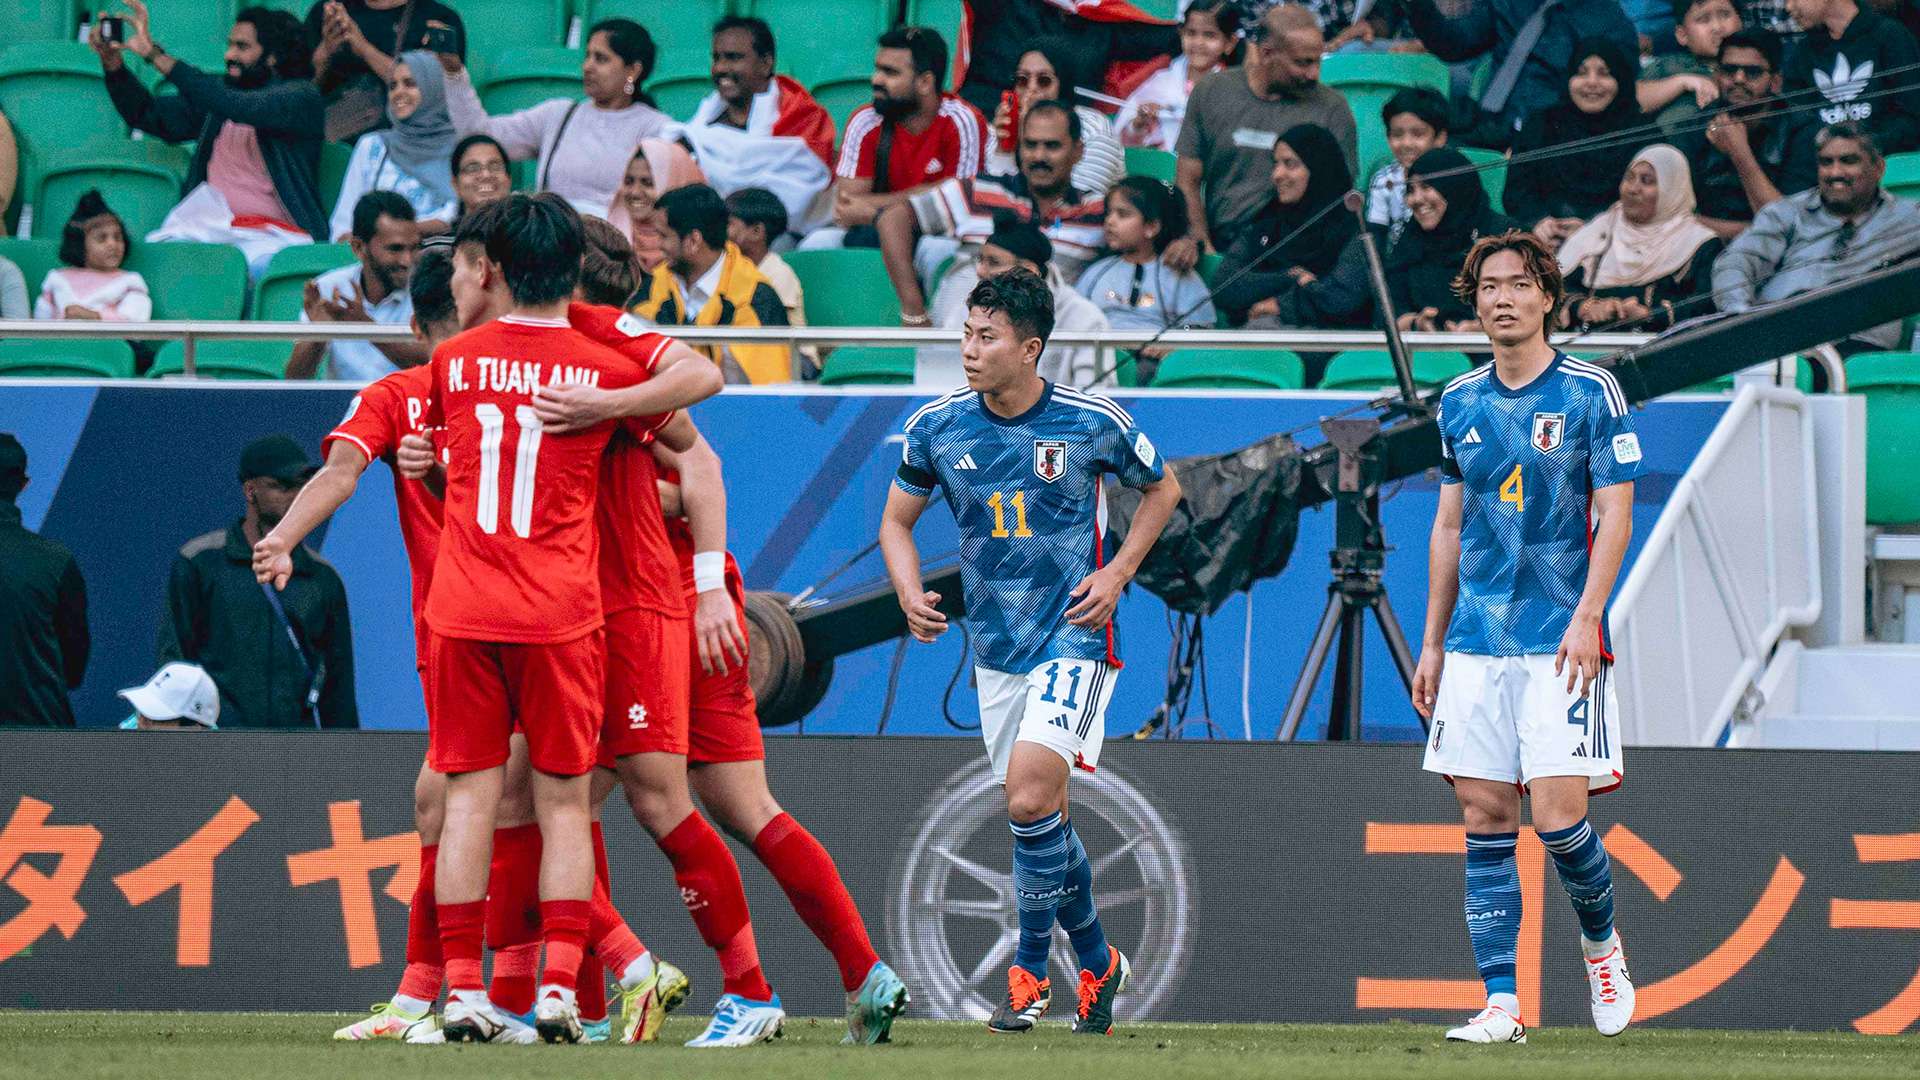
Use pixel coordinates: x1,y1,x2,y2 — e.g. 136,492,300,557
0,0,1914,385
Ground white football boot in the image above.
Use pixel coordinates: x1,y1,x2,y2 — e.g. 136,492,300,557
1584,933,1636,1036
1445,1004,1527,1044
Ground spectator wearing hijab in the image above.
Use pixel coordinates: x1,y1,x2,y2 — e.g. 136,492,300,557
1385,147,1517,331
611,138,707,273
985,37,1127,196
1503,38,1653,251
1557,144,1723,331
1212,124,1358,326
329,51,459,241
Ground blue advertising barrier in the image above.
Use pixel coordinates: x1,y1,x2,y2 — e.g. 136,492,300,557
0,384,1726,742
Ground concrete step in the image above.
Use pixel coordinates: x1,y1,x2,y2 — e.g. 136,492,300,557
1739,714,1920,751
1792,643,1920,717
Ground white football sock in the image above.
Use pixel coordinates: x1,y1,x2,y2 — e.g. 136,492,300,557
1488,992,1521,1018
619,951,657,991
1581,930,1620,960
537,984,577,1008
391,993,432,1015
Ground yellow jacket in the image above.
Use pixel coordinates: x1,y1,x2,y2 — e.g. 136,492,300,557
627,242,794,384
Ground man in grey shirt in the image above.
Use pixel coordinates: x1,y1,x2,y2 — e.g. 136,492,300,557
1175,4,1358,255
1714,122,1920,350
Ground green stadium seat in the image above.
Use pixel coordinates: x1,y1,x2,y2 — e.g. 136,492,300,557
148,339,290,379
253,243,356,321
478,47,585,115
1319,349,1472,390
1124,146,1176,183
907,0,963,49
1151,348,1304,389
127,242,249,320
817,345,913,384
1884,152,1920,203
136,0,244,73
1844,352,1920,525
1321,52,1450,182
0,237,62,302
783,248,901,325
745,0,889,88
0,43,126,188
811,77,874,132
646,74,714,120
33,151,184,241
17,0,79,42
0,338,137,378
318,140,354,220
1131,0,1178,18
587,0,732,82
456,0,569,77
1458,146,1507,214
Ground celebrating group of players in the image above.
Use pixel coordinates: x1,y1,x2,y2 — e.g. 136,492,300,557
252,193,905,1047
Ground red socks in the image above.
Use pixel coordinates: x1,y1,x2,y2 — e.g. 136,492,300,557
398,842,444,1000
658,812,770,1000
540,899,591,992
439,900,486,992
752,813,880,992
489,941,539,1015
485,824,543,951
576,953,608,1022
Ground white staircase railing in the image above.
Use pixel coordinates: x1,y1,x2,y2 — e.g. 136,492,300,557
1610,386,1823,746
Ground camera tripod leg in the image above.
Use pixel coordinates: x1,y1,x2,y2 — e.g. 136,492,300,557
1328,602,1368,741
1370,587,1422,728
1276,589,1346,741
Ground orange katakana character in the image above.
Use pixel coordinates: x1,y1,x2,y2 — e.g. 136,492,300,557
112,796,260,966
0,797,103,962
1831,831,1920,1035
285,801,417,969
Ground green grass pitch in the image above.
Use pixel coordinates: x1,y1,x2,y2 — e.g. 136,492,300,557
2,1012,1917,1080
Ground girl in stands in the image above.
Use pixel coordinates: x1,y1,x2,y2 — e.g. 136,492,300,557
1556,144,1722,332
444,18,671,217
35,190,151,324
329,51,460,241
1077,176,1216,330
986,38,1125,194
1211,123,1357,327
448,134,510,225
1116,0,1240,153
1503,38,1651,252
611,138,706,273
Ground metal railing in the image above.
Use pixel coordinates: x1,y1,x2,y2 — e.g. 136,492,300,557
0,319,1656,379
1610,384,1824,747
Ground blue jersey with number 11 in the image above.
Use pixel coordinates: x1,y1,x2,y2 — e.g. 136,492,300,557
1437,353,1643,657
895,382,1165,674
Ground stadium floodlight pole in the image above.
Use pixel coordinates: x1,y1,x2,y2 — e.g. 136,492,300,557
1342,190,1424,415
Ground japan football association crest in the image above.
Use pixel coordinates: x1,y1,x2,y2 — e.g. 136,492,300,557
1034,440,1068,483
1532,412,1566,453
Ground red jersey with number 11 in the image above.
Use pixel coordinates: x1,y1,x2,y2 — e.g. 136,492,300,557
425,314,645,644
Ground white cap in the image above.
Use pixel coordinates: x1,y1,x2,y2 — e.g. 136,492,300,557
118,663,220,729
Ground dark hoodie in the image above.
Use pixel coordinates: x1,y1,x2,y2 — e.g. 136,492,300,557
1781,5,1920,155
1503,38,1651,227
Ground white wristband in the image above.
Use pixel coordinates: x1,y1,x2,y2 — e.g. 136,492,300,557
693,551,726,594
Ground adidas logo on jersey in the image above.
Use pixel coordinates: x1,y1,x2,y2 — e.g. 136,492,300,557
954,453,978,470
1462,427,1483,445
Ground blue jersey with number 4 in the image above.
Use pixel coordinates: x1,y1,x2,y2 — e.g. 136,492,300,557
895,382,1165,674
1437,354,1643,656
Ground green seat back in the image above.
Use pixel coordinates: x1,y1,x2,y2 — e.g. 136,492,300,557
0,338,136,377
588,0,733,82
818,346,914,385
745,0,889,87
1152,348,1304,389
127,242,248,319
783,248,901,326
318,141,354,224
34,154,184,241
1321,52,1450,189
1458,146,1507,215
137,0,244,72
457,0,569,77
1124,146,1176,184
15,0,78,41
812,77,875,132
646,74,715,121
0,237,62,301
149,339,290,379
1845,351,1920,525
908,0,964,50
478,47,585,115
254,243,356,321
0,43,126,195
1883,152,1920,204
1319,349,1472,390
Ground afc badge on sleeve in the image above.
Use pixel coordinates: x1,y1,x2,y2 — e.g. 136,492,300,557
1532,412,1566,453
1034,440,1067,483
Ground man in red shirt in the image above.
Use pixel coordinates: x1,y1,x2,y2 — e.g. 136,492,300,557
801,25,987,270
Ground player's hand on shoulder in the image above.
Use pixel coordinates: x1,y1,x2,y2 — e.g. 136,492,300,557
531,382,613,434
695,589,749,675
1065,565,1129,628
903,589,949,643
251,534,294,591
395,432,437,479
1411,649,1444,719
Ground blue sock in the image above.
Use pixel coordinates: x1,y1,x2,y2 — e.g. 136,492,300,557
1539,818,1616,942
1055,822,1110,975
1464,832,1521,1000
1010,812,1069,980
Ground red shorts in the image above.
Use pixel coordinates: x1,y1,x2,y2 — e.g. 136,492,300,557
596,606,695,766
687,564,764,765
427,629,604,777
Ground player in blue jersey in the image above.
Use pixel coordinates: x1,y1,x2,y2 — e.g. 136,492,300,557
1412,231,1642,1045
878,270,1182,1037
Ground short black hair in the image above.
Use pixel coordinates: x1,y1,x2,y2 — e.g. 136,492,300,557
1107,175,1189,252
967,268,1055,349
725,187,789,244
453,133,507,173
1817,119,1883,162
454,193,584,305
1718,27,1782,71
1022,99,1082,143
235,6,313,79
713,14,775,60
1671,0,1733,23
588,17,656,82
1381,87,1450,135
59,189,127,269
877,26,948,90
409,245,457,327
352,190,416,243
657,184,729,250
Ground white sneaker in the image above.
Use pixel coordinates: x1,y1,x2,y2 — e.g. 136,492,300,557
684,993,785,1048
1444,1005,1527,1044
535,990,583,1044
442,993,509,1043
1584,934,1636,1036
333,1001,430,1041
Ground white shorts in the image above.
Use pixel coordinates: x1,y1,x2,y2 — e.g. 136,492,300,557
974,658,1119,783
1421,652,1624,794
